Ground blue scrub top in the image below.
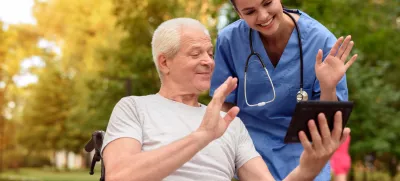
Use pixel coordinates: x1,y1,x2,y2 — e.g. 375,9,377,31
210,10,348,181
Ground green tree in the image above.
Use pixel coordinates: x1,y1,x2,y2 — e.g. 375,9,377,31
0,21,41,171
28,0,125,152
110,0,227,106
19,59,73,153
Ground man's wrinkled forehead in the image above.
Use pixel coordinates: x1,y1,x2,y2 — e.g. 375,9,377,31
180,28,211,47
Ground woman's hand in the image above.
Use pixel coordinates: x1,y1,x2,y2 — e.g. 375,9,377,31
315,35,358,91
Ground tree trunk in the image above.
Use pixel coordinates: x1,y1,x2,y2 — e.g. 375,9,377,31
388,156,397,181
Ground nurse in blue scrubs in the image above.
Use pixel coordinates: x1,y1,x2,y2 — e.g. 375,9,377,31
209,0,358,180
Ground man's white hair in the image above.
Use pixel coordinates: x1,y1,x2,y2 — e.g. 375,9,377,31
151,18,210,80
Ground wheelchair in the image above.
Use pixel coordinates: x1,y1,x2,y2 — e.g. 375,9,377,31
84,130,106,181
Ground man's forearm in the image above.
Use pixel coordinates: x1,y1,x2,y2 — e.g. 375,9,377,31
320,87,338,101
108,131,212,181
283,166,315,181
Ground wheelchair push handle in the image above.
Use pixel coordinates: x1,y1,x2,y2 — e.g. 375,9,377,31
84,130,105,179
84,131,105,152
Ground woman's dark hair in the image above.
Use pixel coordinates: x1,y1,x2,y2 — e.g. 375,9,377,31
229,0,285,10
230,0,236,7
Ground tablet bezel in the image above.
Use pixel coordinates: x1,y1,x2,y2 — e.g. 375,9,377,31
284,101,354,143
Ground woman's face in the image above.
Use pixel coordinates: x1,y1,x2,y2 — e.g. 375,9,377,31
233,0,284,36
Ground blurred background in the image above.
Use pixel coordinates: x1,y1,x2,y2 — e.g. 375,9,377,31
0,0,399,180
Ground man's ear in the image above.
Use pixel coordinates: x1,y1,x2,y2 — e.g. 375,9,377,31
157,54,170,75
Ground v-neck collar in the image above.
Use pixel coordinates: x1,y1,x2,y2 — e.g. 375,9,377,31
251,14,304,76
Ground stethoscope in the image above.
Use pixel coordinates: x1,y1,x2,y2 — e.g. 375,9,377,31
244,9,308,107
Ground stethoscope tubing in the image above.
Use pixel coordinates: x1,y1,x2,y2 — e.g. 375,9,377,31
244,9,306,106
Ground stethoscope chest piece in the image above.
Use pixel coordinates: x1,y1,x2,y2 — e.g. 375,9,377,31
296,89,308,102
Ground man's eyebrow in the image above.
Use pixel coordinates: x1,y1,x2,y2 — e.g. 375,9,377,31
188,45,202,51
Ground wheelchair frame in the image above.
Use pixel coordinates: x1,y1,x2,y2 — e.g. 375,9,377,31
84,130,106,181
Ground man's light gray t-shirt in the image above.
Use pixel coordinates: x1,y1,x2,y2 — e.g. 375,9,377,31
102,94,260,181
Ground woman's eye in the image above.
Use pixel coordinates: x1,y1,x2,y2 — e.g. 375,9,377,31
263,1,272,6
245,11,255,15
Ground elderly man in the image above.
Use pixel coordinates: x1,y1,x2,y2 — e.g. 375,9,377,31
101,18,350,181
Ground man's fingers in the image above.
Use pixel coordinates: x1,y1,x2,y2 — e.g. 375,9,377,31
215,77,238,99
212,77,233,102
339,128,351,145
209,77,237,114
329,36,343,56
299,131,313,154
225,77,238,97
337,35,351,59
317,113,331,144
332,111,343,141
308,120,323,150
213,76,231,95
223,106,240,125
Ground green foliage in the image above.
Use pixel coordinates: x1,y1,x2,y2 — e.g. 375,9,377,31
109,0,226,104
347,61,400,155
22,154,52,168
0,0,399,174
20,0,126,154
19,60,73,152
0,21,42,171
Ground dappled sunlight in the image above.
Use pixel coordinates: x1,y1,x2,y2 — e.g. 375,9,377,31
0,0,399,180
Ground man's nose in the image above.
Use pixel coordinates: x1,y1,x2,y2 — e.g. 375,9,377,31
202,56,214,68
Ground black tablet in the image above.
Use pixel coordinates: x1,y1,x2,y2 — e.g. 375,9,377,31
284,101,354,143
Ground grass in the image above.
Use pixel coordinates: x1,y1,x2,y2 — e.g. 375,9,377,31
0,166,101,181
352,171,400,181
1,166,400,181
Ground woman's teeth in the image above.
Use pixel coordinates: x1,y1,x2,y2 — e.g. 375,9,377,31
260,18,273,27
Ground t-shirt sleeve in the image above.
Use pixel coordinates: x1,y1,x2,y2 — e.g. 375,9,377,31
234,118,260,172
101,97,143,154
312,32,349,101
210,34,238,104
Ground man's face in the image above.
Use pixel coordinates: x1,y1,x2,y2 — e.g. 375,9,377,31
167,27,214,93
